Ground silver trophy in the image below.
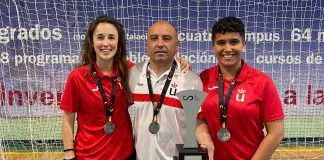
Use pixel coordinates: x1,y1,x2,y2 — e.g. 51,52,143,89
175,89,208,160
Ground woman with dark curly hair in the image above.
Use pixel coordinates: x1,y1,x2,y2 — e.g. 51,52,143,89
196,17,284,160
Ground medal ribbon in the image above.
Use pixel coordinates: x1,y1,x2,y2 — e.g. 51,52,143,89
218,64,243,128
146,60,176,122
93,67,117,121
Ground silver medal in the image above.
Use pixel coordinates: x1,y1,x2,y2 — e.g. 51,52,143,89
217,128,231,142
104,121,115,134
149,121,160,134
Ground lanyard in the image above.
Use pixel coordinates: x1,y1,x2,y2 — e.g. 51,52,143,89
146,61,176,121
93,68,117,118
218,64,242,127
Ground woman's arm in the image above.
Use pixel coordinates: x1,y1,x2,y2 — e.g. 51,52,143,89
251,119,284,160
62,111,76,159
196,119,215,160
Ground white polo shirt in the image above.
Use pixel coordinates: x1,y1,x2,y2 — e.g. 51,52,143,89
129,59,203,160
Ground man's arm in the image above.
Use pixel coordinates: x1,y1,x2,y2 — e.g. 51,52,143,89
196,119,215,160
251,119,284,160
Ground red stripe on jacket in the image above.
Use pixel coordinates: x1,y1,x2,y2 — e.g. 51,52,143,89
132,93,183,109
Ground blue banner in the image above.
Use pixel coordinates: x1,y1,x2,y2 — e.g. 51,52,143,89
0,0,323,117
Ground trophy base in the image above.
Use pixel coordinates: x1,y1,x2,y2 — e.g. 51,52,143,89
174,144,208,160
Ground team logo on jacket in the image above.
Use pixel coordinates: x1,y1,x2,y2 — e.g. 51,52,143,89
236,89,245,102
208,86,218,90
92,86,98,91
169,83,178,96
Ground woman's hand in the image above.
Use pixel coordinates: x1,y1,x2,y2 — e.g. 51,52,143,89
196,119,215,160
175,56,191,73
199,143,215,160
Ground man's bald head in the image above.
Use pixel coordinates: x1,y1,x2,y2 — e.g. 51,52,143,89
147,21,178,41
146,21,179,67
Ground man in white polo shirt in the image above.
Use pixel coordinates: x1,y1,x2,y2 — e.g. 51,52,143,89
129,21,203,160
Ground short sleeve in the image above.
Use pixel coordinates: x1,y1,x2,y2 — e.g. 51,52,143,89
260,78,284,122
60,70,81,112
127,61,136,68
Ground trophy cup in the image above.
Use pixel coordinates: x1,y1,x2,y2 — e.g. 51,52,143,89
174,89,208,160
